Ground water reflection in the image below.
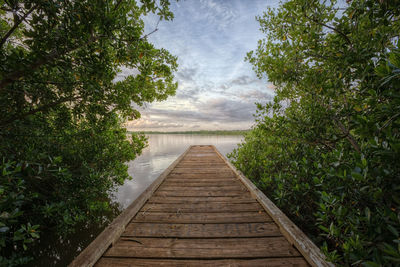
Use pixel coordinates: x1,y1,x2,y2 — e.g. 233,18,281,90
32,134,242,266
31,198,121,267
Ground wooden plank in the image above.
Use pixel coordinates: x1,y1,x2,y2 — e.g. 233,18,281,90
180,160,224,163
163,179,239,185
69,147,192,267
177,161,226,164
154,190,250,197
176,163,227,167
123,222,281,238
140,202,263,213
166,177,238,181
95,257,309,267
104,237,301,258
174,167,229,170
158,185,245,191
172,168,233,173
212,146,332,267
182,157,222,160
185,154,217,156
175,166,229,169
168,173,238,181
167,173,236,178
161,180,239,186
133,211,273,223
147,196,257,204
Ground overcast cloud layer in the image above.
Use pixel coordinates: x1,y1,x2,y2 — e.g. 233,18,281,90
125,0,279,131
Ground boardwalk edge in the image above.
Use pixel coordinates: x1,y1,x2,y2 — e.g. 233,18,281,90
212,145,334,267
69,146,192,267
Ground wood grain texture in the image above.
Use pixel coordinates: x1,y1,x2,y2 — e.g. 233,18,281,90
123,222,281,238
104,237,301,258
171,169,234,174
95,257,309,267
154,190,251,197
140,202,263,213
147,196,257,204
133,211,273,223
166,173,237,178
158,185,245,191
161,179,239,186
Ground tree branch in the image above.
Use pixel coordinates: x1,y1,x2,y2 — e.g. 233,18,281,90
0,96,80,127
0,36,99,91
334,118,361,153
304,13,353,49
0,4,38,48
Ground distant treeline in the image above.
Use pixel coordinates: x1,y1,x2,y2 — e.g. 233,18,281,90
128,130,249,135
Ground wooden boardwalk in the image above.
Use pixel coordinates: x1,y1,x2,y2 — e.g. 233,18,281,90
70,145,331,267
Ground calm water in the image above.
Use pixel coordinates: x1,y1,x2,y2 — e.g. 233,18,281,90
33,134,243,266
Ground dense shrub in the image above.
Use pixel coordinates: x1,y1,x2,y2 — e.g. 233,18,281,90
0,0,176,264
229,0,400,265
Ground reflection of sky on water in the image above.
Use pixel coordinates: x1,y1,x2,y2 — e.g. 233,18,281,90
113,134,243,208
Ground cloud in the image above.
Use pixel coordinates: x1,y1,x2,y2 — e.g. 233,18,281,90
218,75,266,92
199,97,255,122
128,96,257,130
176,66,198,82
230,75,257,86
238,89,274,101
175,87,201,101
199,0,237,31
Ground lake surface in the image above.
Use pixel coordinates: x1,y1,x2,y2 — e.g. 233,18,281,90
33,134,243,266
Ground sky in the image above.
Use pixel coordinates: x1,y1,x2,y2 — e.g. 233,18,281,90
125,0,281,131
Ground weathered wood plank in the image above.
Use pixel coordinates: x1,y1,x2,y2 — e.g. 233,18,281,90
104,237,301,258
161,180,240,187
179,160,224,163
184,154,218,157
95,257,309,267
181,156,222,158
154,190,250,197
167,173,237,178
158,185,245,191
173,169,232,173
177,162,227,165
165,177,238,182
147,196,257,204
178,159,225,162
123,222,281,238
140,202,263,213
176,165,228,168
133,211,273,223
172,168,233,173
213,146,332,267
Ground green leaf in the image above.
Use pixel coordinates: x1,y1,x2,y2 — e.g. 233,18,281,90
387,225,399,238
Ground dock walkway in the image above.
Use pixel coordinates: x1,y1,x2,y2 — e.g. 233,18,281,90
70,145,331,266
